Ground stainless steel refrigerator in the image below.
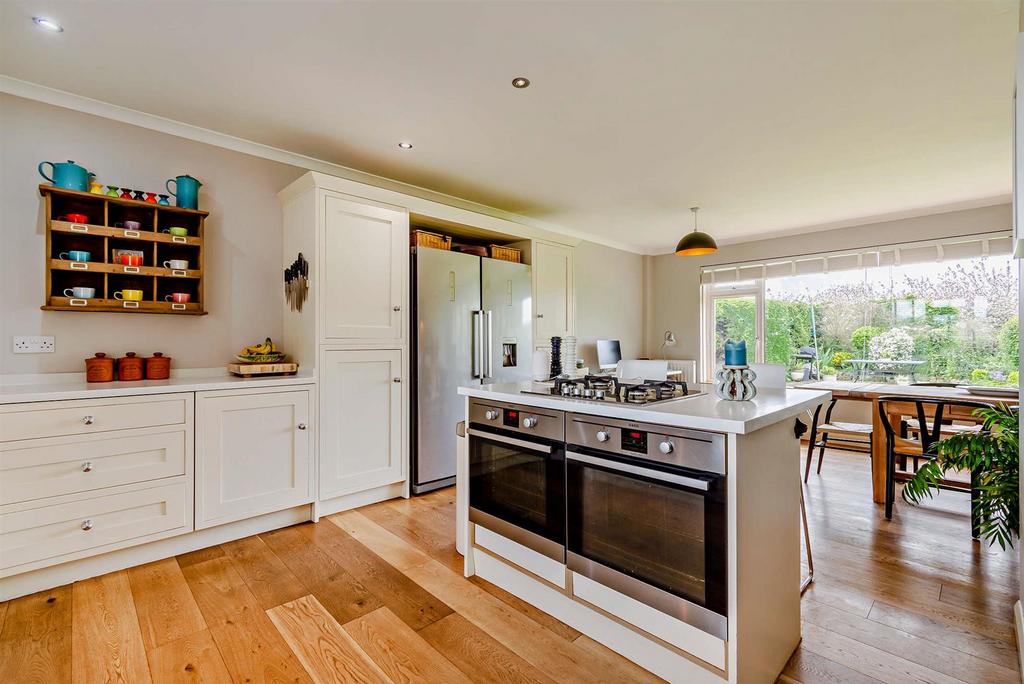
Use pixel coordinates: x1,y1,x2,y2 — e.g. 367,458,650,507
410,247,532,493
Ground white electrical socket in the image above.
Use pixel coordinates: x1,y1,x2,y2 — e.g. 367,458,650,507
13,336,55,354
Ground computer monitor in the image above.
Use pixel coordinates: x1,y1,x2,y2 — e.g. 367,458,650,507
596,339,622,371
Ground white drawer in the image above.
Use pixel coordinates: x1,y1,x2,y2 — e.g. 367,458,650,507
0,394,188,442
0,429,187,505
0,482,189,571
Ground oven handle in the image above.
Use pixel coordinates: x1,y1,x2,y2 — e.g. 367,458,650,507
468,428,553,454
567,452,710,491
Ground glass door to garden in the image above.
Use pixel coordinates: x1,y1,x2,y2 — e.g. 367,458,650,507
703,283,763,380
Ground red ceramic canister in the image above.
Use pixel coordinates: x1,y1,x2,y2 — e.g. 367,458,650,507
84,352,114,383
145,352,171,380
117,352,144,381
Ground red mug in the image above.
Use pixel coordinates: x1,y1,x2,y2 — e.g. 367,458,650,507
165,293,190,303
59,213,88,224
118,254,142,266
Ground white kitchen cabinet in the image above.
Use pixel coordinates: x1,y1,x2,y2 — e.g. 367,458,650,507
319,348,404,500
321,194,408,341
195,388,312,528
534,240,575,344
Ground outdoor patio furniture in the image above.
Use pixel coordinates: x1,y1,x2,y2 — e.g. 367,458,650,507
842,358,926,382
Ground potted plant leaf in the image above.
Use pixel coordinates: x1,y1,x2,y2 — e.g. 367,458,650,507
902,404,1019,550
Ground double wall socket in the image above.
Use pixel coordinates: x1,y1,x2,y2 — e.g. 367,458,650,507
13,336,55,354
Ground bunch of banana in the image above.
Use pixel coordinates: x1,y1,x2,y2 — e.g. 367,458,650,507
238,337,279,356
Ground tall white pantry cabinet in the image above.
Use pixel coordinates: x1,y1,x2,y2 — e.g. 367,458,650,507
280,173,410,516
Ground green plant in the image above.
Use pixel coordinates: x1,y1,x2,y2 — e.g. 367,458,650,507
970,368,991,384
851,325,883,355
830,351,853,368
820,365,837,376
902,405,1020,549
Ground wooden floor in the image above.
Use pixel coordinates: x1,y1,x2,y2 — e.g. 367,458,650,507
0,450,1018,683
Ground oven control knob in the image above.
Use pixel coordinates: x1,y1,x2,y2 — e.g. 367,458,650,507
485,409,499,420
596,430,610,443
523,417,538,429
659,440,674,454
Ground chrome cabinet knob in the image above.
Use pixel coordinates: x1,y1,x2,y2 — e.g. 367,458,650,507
484,409,499,420
81,519,93,531
659,441,674,454
536,313,544,318
596,430,610,443
393,377,401,383
81,461,93,472
297,423,307,430
523,417,538,429
393,305,401,311
82,415,95,425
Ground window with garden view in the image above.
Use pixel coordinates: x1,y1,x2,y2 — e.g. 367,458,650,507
708,253,1018,385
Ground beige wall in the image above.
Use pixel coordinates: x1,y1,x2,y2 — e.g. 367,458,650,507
644,203,1013,362
0,93,304,374
573,240,645,369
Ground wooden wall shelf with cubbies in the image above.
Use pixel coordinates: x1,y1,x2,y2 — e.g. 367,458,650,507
40,185,208,315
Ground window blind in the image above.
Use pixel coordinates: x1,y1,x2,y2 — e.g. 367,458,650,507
699,232,1012,285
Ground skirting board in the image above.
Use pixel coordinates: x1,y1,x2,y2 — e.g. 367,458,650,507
1015,600,1024,683
472,548,727,684
0,505,311,601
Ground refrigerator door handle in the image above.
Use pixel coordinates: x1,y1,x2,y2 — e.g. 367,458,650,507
484,310,494,379
471,310,483,378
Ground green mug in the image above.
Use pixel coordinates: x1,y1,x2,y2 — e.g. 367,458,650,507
162,226,188,237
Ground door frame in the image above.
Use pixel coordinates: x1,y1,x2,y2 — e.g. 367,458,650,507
700,280,764,381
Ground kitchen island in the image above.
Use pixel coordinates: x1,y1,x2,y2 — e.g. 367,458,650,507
456,381,829,684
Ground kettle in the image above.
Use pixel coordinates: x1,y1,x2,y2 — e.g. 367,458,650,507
166,174,202,210
38,160,95,192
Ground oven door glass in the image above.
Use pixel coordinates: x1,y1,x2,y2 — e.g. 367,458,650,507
468,427,565,550
566,449,726,618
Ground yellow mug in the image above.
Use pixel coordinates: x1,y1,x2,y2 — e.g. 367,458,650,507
113,289,143,301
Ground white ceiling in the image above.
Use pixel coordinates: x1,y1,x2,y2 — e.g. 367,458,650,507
0,1,1017,254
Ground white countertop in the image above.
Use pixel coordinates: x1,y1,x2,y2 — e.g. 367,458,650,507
0,369,315,404
458,382,830,434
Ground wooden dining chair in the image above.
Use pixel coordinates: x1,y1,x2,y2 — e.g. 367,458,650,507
803,397,872,482
876,396,990,537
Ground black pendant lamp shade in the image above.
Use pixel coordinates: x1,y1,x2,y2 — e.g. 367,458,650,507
675,206,718,256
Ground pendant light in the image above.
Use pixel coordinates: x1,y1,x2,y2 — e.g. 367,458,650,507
675,206,718,256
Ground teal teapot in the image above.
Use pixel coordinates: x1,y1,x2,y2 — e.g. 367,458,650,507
38,160,94,192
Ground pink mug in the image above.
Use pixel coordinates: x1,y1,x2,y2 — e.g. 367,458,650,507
165,293,190,303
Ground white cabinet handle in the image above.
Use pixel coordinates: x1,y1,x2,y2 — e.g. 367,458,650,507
81,462,93,472
81,519,94,531
393,377,401,383
82,415,95,425
297,423,307,430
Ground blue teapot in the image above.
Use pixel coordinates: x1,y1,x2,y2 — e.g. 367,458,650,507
166,174,202,210
38,160,94,192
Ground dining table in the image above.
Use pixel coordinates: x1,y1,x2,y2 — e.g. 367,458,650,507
799,380,1019,503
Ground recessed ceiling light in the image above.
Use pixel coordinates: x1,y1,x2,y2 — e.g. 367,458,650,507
32,16,63,32
512,77,530,89
397,141,413,150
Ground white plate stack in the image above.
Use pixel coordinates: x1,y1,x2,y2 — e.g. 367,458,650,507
532,349,551,381
561,336,578,377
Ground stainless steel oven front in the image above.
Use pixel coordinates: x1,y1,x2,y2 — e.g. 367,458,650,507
565,413,728,640
467,399,566,562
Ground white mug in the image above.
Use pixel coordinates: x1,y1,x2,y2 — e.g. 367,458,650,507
63,287,95,299
163,259,188,270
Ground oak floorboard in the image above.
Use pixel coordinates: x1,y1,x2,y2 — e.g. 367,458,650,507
299,519,453,631
0,629,72,684
266,595,391,684
146,629,233,683
419,612,558,684
176,545,226,569
260,525,382,626
329,511,432,572
358,501,464,573
0,584,72,640
0,601,7,634
468,575,582,642
180,556,264,629
221,534,308,610
72,570,152,684
207,603,313,684
128,557,208,650
341,606,473,684
780,646,883,684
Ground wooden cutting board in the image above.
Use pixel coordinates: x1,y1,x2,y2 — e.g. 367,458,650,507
227,362,299,377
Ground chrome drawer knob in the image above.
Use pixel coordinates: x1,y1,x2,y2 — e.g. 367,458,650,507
523,417,538,429
393,377,401,383
82,415,95,425
393,305,402,311
536,313,544,318
484,409,499,420
297,423,307,430
81,461,93,472
596,430,610,443
659,441,674,454
81,519,94,531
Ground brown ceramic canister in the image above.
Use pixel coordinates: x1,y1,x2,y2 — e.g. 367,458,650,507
145,352,171,380
117,352,144,381
84,352,114,383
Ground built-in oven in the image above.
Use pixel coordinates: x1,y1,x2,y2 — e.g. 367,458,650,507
467,399,566,562
565,413,728,640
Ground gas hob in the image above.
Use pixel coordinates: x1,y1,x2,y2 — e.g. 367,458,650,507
521,375,702,405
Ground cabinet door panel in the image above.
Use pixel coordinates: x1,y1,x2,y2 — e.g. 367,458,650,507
196,390,311,528
534,241,574,342
320,349,403,499
322,195,407,340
